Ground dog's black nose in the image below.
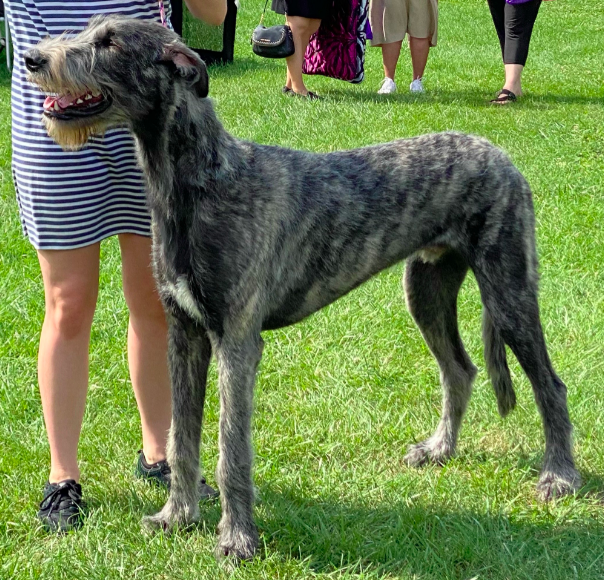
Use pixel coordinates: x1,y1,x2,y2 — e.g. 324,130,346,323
25,49,48,72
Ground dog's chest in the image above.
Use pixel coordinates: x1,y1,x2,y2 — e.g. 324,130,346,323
153,223,204,323
164,276,204,322
153,213,228,335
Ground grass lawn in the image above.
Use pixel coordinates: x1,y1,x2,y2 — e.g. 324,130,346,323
1,0,603,578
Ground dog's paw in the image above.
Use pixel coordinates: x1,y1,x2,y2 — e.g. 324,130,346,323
215,521,259,567
536,468,581,502
142,500,199,534
404,439,453,467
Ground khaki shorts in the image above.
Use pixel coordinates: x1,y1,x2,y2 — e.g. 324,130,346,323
369,0,437,46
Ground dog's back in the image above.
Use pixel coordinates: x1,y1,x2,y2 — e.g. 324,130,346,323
231,132,533,330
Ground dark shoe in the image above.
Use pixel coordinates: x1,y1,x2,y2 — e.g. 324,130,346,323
292,90,321,100
490,89,517,105
135,450,219,501
37,479,84,533
282,86,293,95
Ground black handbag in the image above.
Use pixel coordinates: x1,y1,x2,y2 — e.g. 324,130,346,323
251,0,295,59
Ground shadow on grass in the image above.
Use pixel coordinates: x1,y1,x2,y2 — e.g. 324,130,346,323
575,471,604,503
318,87,604,108
255,486,604,578
207,56,281,77
458,449,604,502
87,476,604,579
84,484,223,529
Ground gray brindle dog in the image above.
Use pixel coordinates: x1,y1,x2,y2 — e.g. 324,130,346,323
26,16,580,562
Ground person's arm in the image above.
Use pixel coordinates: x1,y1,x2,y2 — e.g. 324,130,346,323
184,0,228,26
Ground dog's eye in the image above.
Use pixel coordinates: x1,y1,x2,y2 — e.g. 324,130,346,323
97,34,115,49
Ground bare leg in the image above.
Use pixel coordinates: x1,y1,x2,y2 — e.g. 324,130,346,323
285,16,321,95
37,244,100,483
503,63,524,96
403,252,477,466
143,311,212,529
381,40,403,81
214,334,264,563
119,234,171,464
409,36,430,80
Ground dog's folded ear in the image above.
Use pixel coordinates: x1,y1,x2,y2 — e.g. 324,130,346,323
160,41,209,98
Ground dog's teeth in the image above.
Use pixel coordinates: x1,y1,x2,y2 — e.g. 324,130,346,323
85,94,92,100
76,98,83,104
92,90,101,97
54,102,60,111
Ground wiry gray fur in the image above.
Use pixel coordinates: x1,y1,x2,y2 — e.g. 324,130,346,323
26,16,581,563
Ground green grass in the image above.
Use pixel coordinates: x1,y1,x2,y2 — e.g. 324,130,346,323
1,0,604,578
182,5,225,51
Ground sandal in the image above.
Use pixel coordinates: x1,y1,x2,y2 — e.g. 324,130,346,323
292,90,321,100
490,89,517,105
282,86,292,95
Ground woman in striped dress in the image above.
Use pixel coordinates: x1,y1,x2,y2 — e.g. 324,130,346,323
5,0,226,532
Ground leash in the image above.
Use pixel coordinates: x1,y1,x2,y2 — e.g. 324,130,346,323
159,0,167,26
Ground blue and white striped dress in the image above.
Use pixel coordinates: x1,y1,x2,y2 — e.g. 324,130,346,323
5,0,170,249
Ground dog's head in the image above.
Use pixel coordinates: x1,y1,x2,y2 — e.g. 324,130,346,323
25,15,209,150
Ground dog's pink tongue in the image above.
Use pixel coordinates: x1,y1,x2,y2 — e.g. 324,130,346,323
57,94,76,108
43,94,76,111
43,96,56,111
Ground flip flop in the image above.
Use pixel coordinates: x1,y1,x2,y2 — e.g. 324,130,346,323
292,90,321,100
490,89,517,105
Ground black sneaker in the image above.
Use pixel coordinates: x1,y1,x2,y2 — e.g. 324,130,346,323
37,479,84,533
135,451,219,501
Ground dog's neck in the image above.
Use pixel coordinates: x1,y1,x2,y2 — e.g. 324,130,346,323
132,89,232,219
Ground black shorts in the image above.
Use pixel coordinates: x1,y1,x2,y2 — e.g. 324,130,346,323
271,0,330,19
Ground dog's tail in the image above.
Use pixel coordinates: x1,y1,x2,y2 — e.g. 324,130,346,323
482,309,516,417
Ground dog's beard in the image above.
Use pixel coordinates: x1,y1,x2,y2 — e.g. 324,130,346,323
43,116,110,151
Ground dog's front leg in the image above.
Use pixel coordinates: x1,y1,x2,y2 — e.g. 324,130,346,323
143,311,211,531
213,333,263,564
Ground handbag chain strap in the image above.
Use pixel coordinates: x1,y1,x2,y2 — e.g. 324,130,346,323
259,0,270,25
259,0,287,26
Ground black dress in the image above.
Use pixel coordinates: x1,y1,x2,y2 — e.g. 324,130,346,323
271,0,330,20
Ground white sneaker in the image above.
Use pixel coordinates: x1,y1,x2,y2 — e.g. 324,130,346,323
410,78,425,93
378,77,397,94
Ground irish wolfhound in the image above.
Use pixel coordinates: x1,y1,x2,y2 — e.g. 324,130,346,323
26,16,580,562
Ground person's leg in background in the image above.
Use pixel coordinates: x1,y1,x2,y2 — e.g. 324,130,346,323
407,0,437,92
488,0,542,102
487,0,506,58
502,0,542,95
370,0,406,93
409,36,430,90
284,16,322,97
119,233,171,466
381,40,404,82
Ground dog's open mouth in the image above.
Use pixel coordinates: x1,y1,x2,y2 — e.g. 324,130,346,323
43,90,111,120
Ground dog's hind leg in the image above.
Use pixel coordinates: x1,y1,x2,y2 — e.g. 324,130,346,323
143,312,211,531
213,333,263,563
403,250,478,467
472,241,580,500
